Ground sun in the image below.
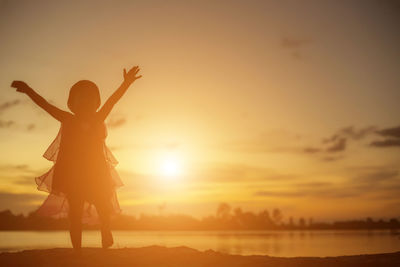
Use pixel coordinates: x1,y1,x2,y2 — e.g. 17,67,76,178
159,154,183,178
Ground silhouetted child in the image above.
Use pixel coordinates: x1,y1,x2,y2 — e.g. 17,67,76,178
11,66,142,251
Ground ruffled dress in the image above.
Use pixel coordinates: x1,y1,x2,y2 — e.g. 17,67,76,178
35,116,123,224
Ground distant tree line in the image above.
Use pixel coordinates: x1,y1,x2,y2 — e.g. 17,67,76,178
1,203,399,231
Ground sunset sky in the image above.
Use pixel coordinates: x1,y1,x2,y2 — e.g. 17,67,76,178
0,0,399,221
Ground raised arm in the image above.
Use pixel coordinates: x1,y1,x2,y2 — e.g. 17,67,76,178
97,66,142,121
11,81,71,122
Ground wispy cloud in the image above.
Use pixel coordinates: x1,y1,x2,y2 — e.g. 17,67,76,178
370,125,400,148
0,120,15,128
325,138,346,153
0,120,37,132
377,125,400,138
0,191,45,214
321,125,377,149
219,130,302,154
26,123,35,131
370,139,400,147
254,166,400,200
300,125,379,159
219,124,399,163
352,169,399,184
194,163,291,184
0,99,35,131
309,124,400,154
0,164,39,175
254,186,356,199
280,37,312,59
280,37,311,49
0,99,20,112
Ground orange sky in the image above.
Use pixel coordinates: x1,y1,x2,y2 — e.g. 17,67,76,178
0,0,399,221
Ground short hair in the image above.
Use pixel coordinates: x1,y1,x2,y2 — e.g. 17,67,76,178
67,80,101,113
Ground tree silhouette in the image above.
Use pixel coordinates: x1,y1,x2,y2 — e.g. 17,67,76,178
272,208,283,225
216,203,231,221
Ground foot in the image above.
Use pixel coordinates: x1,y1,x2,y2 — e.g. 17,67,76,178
101,229,113,249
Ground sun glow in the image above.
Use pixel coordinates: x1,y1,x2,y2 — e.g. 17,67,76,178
159,154,183,179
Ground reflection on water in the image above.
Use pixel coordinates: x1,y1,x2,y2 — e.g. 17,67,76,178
0,230,399,256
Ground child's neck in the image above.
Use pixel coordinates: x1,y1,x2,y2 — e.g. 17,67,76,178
75,112,95,120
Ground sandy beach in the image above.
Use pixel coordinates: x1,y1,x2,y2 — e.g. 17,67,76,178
1,246,399,267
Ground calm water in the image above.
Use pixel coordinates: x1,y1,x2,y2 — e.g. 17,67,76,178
0,230,399,257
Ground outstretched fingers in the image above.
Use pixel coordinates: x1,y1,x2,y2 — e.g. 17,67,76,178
122,66,142,84
128,66,138,74
128,66,141,79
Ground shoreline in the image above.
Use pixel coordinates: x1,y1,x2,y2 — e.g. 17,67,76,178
1,228,399,232
1,246,400,267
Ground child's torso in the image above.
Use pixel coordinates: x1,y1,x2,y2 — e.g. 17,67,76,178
58,115,107,164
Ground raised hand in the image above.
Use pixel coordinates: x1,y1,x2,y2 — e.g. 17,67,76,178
123,66,142,85
97,66,142,121
11,81,32,94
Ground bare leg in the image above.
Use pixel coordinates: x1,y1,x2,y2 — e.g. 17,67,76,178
67,196,84,251
95,197,113,248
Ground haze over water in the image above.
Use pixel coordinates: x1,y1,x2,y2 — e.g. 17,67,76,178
1,230,399,257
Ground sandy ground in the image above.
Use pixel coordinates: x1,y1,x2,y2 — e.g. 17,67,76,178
1,246,399,267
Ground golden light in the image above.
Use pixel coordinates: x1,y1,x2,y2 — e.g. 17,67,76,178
158,153,183,179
